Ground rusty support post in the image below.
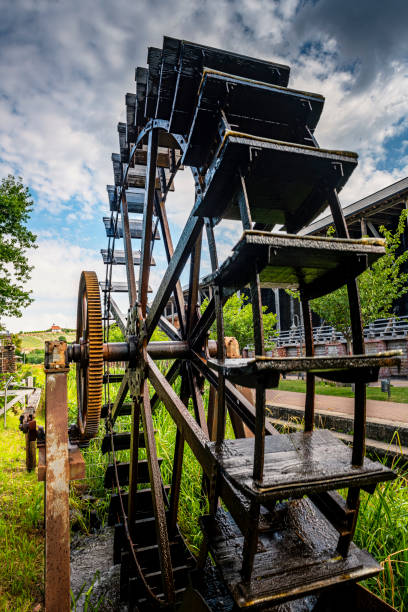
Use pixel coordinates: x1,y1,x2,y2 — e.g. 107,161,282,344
44,341,70,612
301,298,315,432
26,419,37,471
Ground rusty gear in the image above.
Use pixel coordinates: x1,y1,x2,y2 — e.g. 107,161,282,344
76,271,103,440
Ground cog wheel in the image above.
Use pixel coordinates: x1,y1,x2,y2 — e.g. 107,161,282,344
76,271,104,440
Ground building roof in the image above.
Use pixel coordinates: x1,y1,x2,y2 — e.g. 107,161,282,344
301,176,408,236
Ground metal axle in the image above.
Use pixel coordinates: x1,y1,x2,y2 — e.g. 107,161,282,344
67,339,217,363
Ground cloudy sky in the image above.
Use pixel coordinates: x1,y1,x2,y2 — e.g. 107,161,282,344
1,0,408,332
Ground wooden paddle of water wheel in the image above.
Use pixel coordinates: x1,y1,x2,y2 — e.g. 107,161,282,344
42,37,402,611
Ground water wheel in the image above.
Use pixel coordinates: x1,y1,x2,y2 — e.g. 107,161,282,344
70,37,401,611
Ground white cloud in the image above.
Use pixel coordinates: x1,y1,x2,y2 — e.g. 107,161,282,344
2,238,105,331
1,0,408,331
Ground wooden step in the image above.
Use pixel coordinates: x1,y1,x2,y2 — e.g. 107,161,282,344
145,46,162,119
101,249,155,266
208,430,395,503
184,70,324,167
130,146,183,169
101,403,132,418
166,37,289,134
193,135,358,233
135,65,148,128
112,153,122,186
122,539,193,602
133,586,188,608
101,431,146,454
203,231,386,301
127,165,175,190
103,373,124,383
117,122,128,163
100,281,152,293
133,538,191,571
132,512,170,547
103,217,160,240
206,351,401,388
107,185,144,213
108,485,170,526
142,564,191,592
125,93,137,146
104,458,163,488
200,504,382,608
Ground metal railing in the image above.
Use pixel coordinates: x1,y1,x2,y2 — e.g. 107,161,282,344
252,315,408,349
277,315,408,347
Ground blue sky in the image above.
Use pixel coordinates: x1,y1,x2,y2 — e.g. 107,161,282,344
1,0,408,331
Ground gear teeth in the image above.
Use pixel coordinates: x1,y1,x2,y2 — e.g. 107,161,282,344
76,271,103,440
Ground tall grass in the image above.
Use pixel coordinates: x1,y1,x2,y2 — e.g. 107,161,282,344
354,463,408,611
0,410,44,611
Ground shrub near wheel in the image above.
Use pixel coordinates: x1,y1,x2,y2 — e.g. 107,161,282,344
76,271,103,440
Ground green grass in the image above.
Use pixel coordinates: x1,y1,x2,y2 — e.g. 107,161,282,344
0,410,44,611
278,378,408,403
354,463,408,611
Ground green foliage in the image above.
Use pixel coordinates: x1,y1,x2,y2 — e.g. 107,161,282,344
201,292,277,350
289,211,408,347
151,327,169,342
107,323,124,342
58,335,67,342
71,571,105,611
25,349,44,364
106,323,168,343
0,176,37,327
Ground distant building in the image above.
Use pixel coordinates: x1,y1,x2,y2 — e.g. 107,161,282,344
51,324,62,333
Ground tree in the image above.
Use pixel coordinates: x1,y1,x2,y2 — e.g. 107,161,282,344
202,292,277,351
0,175,37,328
11,333,22,351
26,348,45,364
293,210,408,352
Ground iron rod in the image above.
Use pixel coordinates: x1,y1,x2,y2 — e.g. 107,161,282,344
120,191,138,307
139,128,159,317
140,379,175,603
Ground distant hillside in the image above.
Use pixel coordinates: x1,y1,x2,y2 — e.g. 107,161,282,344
19,330,76,352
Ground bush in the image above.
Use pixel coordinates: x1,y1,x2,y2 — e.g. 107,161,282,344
25,349,44,364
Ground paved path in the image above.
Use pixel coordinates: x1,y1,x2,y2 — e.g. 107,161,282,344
266,390,408,424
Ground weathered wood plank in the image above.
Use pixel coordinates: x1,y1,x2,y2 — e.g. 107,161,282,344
200,501,381,607
208,430,395,501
